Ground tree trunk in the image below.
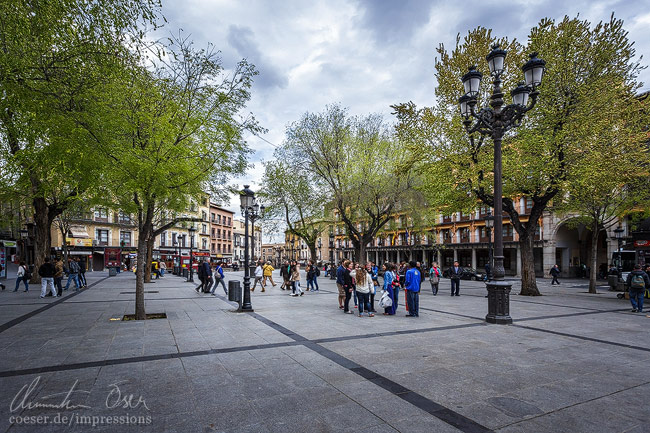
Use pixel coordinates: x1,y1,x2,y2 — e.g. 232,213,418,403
31,197,52,284
309,244,317,262
135,204,154,320
519,233,540,296
144,234,154,283
589,223,599,294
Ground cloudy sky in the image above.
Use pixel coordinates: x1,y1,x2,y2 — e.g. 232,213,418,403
160,0,650,239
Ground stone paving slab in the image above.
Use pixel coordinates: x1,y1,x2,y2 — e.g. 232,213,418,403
0,270,648,432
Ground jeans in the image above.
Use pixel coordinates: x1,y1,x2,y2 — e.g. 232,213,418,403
211,277,227,295
307,277,319,290
78,272,87,286
160,269,165,276
353,288,358,306
252,276,263,290
203,276,213,293
451,278,460,295
54,277,63,296
629,288,644,312
14,276,29,292
65,273,80,290
357,292,370,314
551,275,559,285
430,281,438,295
40,277,55,297
406,290,419,316
344,287,352,312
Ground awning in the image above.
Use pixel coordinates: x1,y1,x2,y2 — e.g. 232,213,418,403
1,240,17,247
69,226,89,238
68,251,93,256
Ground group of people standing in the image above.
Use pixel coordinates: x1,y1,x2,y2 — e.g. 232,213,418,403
336,260,381,316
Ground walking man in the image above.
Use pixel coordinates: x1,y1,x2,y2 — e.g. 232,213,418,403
405,261,421,317
626,264,649,313
64,258,81,291
39,257,57,298
54,258,64,296
550,264,561,285
306,260,319,292
448,261,463,296
252,261,264,292
77,258,87,287
336,260,348,310
201,259,213,293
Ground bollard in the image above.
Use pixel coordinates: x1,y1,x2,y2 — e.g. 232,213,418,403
228,280,241,303
109,267,117,277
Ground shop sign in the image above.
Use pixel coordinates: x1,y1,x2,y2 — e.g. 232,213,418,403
634,240,650,248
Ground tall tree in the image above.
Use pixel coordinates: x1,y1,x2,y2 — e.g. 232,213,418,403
99,36,258,319
282,104,417,263
394,15,647,295
259,160,328,262
0,0,161,281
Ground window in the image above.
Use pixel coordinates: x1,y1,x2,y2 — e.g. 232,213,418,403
228,245,231,253
202,211,207,221
218,215,222,224
117,211,132,224
217,229,221,239
96,229,109,246
202,224,207,234
120,231,132,247
202,238,207,250
217,244,221,252
211,228,216,238
211,243,215,253
211,213,216,222
503,224,514,239
161,231,167,246
94,208,108,221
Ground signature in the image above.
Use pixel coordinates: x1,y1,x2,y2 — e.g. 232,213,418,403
10,377,91,412
10,377,150,412
105,381,149,410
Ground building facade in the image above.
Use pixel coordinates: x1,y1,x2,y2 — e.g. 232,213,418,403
233,219,261,264
208,204,234,264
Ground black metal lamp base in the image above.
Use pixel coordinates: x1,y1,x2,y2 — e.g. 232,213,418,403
485,280,513,324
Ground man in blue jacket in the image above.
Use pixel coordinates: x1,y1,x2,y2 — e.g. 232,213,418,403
405,261,421,317
336,260,347,310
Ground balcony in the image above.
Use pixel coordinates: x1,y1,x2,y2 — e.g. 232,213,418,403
442,216,452,223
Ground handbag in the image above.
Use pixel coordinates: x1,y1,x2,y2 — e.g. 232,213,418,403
379,290,392,308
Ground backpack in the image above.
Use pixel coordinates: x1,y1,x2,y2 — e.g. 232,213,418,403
630,274,646,289
23,266,31,280
315,267,320,276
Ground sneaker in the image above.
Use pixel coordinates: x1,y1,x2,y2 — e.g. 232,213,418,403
290,293,298,297
40,295,44,298
345,311,353,314
368,313,375,317
211,293,216,296
631,309,638,313
299,292,304,296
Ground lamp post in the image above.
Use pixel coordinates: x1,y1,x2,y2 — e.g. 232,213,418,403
291,239,296,260
485,210,494,282
614,226,625,275
249,203,264,265
188,226,196,282
318,238,322,262
173,240,179,275
459,45,545,324
239,185,257,312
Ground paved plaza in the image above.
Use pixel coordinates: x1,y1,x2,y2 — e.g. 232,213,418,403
0,270,648,433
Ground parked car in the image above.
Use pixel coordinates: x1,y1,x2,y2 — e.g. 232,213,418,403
442,267,484,281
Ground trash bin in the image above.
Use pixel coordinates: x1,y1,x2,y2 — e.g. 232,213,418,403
109,267,117,277
608,274,618,290
228,280,241,303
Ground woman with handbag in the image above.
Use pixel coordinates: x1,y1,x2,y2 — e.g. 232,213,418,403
14,261,29,292
429,262,441,296
382,263,398,315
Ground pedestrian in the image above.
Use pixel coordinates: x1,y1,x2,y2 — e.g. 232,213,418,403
351,263,359,309
54,258,64,296
210,262,227,296
262,262,276,287
626,264,649,313
429,262,441,295
448,261,463,296
77,258,87,287
382,263,398,316
252,261,264,291
306,260,320,292
484,262,492,282
196,260,205,292
159,261,166,277
64,257,81,291
342,261,354,313
367,262,378,312
336,260,348,310
14,261,29,292
290,261,303,297
550,264,561,285
39,257,57,298
201,259,213,293
280,261,290,290
355,267,374,317
405,261,421,317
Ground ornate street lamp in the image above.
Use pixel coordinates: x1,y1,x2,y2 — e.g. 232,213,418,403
458,45,545,324
249,202,264,264
188,226,196,282
318,238,322,261
291,238,296,260
614,226,625,275
239,185,257,312
485,210,494,281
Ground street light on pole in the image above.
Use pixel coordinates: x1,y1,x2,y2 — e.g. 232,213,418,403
485,210,494,282
459,45,545,324
614,225,625,275
318,238,322,262
239,185,256,312
188,226,196,282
